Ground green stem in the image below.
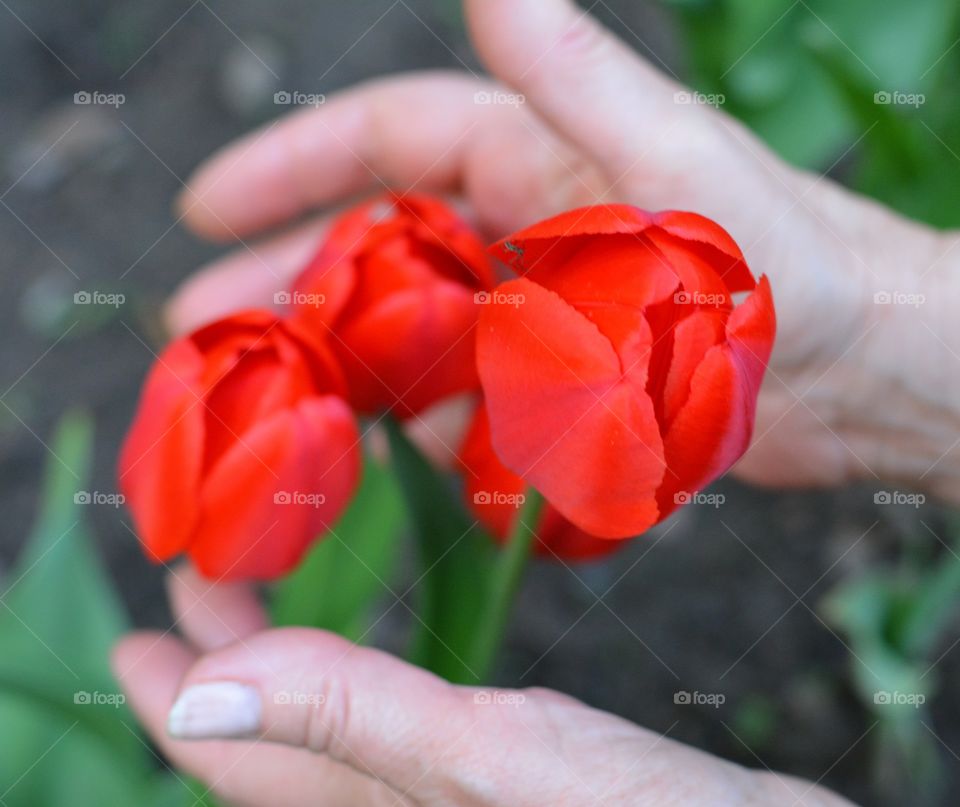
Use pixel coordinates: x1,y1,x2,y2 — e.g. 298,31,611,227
471,488,545,680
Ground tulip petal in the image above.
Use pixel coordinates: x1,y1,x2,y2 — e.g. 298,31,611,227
118,338,206,562
337,280,480,416
402,194,495,289
292,249,357,329
460,404,624,560
520,233,679,311
490,206,657,274
537,508,624,561
460,404,529,539
196,316,347,471
726,274,777,386
492,204,654,250
659,309,727,428
651,211,755,293
656,276,775,517
645,230,737,307
478,278,665,538
192,396,360,581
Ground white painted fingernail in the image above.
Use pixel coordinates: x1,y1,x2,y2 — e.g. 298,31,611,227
167,682,262,739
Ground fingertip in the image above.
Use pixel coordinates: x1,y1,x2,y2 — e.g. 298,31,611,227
110,631,156,681
166,563,269,652
163,216,329,336
112,631,197,708
176,121,310,241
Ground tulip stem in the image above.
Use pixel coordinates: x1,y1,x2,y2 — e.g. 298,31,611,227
472,488,545,681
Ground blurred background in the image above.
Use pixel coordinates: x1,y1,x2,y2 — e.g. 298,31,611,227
1,0,960,805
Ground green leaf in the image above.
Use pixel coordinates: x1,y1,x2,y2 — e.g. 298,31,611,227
3,411,126,668
0,411,151,806
272,454,405,640
897,551,960,658
140,774,222,807
469,489,543,680
807,0,958,90
385,419,497,683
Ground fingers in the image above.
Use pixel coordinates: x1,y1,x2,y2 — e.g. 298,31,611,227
163,627,474,799
177,72,489,241
166,563,269,652
164,215,329,335
113,632,397,807
465,0,690,177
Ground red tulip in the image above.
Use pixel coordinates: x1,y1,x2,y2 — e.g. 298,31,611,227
291,193,495,417
460,403,623,561
118,310,360,580
476,205,776,538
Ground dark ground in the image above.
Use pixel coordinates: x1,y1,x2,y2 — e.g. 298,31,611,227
1,1,958,805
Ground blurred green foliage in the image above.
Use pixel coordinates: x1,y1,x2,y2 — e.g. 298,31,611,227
667,0,960,225
0,413,217,806
272,453,406,639
821,524,960,803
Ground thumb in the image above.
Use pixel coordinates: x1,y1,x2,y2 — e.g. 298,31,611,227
164,627,479,797
465,0,693,178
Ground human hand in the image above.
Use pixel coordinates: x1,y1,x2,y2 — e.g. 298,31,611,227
112,566,854,806
164,0,960,500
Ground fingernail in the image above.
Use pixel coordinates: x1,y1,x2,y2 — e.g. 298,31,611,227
167,682,262,739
